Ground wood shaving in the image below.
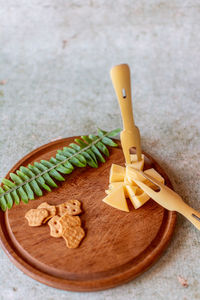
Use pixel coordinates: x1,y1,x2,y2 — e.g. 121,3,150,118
0,80,6,85
62,40,67,49
177,275,189,287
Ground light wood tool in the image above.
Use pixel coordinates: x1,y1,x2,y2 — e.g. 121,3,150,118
110,64,142,164
134,171,200,231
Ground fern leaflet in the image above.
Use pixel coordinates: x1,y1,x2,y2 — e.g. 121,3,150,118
0,128,121,211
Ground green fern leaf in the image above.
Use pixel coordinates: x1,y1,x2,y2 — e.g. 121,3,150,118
2,185,13,209
63,147,87,165
81,136,106,163
69,143,98,168
98,129,118,147
0,187,7,211
2,179,20,204
57,149,86,168
28,165,52,191
89,134,110,157
16,171,35,200
105,128,121,137
10,173,29,203
0,128,121,211
19,167,43,196
74,139,98,165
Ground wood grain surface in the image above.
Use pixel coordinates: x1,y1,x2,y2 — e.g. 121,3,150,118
0,137,176,292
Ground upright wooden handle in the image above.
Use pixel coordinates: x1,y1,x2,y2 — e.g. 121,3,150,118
110,64,135,130
179,202,200,231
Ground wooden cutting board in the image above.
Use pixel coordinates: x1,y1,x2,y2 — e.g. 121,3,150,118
0,137,176,292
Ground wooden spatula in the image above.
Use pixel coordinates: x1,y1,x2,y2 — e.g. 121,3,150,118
110,64,142,164
134,171,200,231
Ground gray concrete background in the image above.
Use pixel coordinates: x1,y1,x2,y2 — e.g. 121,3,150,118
0,1,200,299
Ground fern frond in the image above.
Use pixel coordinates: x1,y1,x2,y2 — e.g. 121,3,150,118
0,128,121,211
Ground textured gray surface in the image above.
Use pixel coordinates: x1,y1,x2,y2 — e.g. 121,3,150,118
0,0,200,299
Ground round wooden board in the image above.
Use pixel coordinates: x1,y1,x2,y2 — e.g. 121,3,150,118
0,137,176,292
